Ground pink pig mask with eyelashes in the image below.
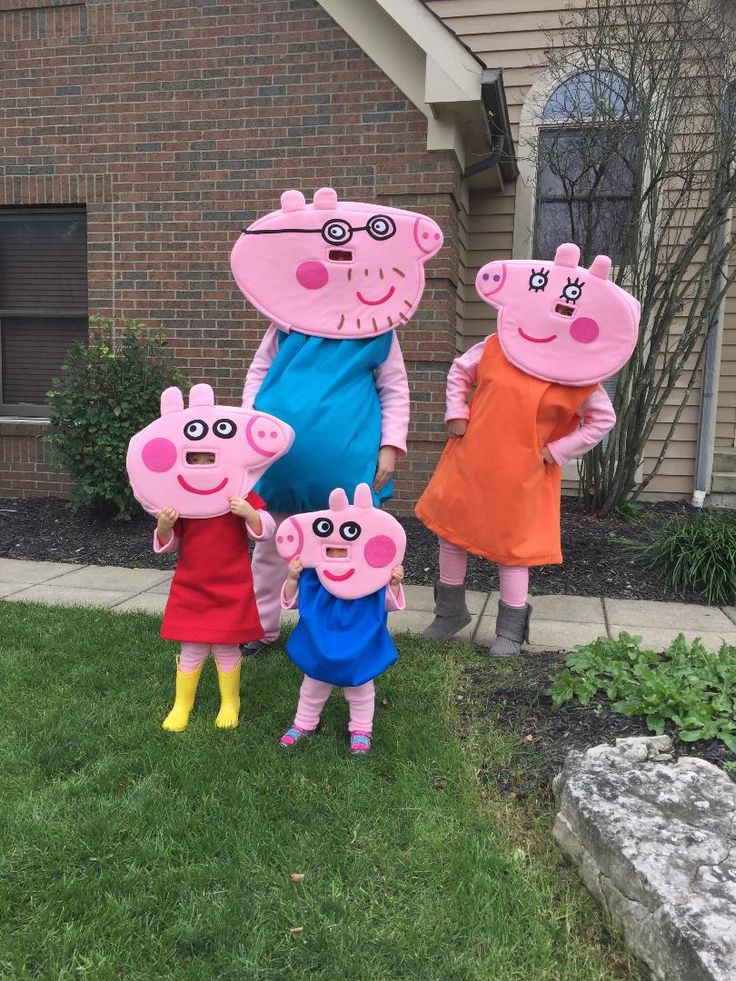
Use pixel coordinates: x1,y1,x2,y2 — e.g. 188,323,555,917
230,186,443,340
275,483,407,600
476,243,641,386
126,383,294,519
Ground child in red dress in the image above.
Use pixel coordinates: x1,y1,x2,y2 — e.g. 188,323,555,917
155,451,274,731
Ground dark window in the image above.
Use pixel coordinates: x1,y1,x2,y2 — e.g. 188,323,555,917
0,208,88,415
534,71,638,264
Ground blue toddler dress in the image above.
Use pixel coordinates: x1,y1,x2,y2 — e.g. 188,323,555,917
286,569,397,688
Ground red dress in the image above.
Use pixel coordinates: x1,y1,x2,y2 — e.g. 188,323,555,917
161,492,265,644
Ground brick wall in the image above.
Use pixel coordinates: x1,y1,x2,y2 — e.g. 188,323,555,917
0,0,463,513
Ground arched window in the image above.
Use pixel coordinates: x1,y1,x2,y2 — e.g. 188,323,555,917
533,70,639,264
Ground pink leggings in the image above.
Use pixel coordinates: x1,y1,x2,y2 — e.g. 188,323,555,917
439,537,529,607
294,675,376,735
179,642,242,673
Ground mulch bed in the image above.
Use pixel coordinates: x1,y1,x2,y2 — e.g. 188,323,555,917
459,652,736,796
0,495,725,603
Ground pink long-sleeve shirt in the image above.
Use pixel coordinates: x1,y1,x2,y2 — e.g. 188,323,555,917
444,337,616,467
281,579,406,612
242,324,411,455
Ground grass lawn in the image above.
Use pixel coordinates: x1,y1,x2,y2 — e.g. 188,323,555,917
0,602,643,980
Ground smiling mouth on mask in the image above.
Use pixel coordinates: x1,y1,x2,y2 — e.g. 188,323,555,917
325,546,348,558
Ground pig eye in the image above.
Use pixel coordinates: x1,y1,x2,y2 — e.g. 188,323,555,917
322,220,353,245
313,517,334,537
184,419,208,441
561,278,584,303
366,215,396,241
213,418,237,439
339,521,361,541
528,269,549,292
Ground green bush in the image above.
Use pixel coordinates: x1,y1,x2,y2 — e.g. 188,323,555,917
628,512,736,605
546,632,736,751
46,316,185,520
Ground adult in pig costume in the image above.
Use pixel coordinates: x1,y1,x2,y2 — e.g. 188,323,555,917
416,244,640,655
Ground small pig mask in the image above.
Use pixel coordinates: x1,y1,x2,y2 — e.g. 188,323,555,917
275,483,406,600
230,187,443,339
476,243,640,386
126,384,294,518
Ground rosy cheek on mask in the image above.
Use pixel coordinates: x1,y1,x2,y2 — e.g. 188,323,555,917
570,317,600,344
364,535,397,569
295,261,328,290
142,437,177,473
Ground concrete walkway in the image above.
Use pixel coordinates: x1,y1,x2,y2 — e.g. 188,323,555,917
1,557,735,651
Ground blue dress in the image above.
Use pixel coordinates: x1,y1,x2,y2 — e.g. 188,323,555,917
287,569,397,687
253,330,394,512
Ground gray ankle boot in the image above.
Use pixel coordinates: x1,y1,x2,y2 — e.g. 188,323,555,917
488,601,532,657
422,581,472,640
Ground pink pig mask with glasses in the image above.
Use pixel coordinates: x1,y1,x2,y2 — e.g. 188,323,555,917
126,383,294,519
275,482,407,600
476,243,640,386
230,187,443,339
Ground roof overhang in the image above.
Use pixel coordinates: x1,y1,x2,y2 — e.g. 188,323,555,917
316,0,517,190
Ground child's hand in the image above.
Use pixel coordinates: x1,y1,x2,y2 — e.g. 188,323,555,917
229,496,255,520
389,565,404,586
447,418,467,438
157,507,179,534
373,445,397,491
287,556,303,582
541,446,555,465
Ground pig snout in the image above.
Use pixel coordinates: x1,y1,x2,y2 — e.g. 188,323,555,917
275,517,304,561
245,415,292,458
476,261,506,298
413,216,443,256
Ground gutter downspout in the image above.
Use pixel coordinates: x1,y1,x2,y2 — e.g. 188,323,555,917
692,85,734,507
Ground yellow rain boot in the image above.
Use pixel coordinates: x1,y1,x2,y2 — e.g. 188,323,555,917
162,661,203,732
215,659,242,729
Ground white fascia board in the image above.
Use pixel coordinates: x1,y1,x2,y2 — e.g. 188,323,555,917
317,0,483,164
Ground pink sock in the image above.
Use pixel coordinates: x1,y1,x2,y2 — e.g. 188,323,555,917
439,537,467,586
344,681,376,735
212,644,242,672
179,642,209,673
293,675,333,731
498,565,529,607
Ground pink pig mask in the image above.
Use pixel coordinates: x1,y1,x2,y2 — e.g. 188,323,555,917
230,187,443,339
476,243,640,386
275,483,407,600
126,384,294,518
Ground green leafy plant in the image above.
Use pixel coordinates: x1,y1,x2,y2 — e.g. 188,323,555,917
627,512,736,605
46,316,185,520
546,633,736,751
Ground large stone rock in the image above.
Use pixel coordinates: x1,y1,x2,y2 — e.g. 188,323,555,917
553,736,736,981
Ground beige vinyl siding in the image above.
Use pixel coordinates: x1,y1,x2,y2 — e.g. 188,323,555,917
428,0,721,499
716,281,736,446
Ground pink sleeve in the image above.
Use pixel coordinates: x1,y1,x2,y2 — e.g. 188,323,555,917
374,333,410,455
242,324,280,408
385,582,406,612
247,508,276,542
281,580,298,610
547,385,616,467
153,529,179,555
445,339,487,422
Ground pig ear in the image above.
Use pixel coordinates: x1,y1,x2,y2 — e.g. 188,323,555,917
313,187,338,210
161,387,184,415
353,483,374,509
589,255,612,280
281,189,306,213
329,487,349,511
188,384,215,408
554,243,581,268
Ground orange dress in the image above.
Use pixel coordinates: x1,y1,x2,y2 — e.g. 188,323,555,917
415,336,597,567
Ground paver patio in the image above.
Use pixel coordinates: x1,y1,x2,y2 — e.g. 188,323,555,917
2,557,735,649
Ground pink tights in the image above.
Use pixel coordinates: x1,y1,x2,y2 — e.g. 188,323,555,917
294,675,376,735
439,537,529,607
179,642,242,673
